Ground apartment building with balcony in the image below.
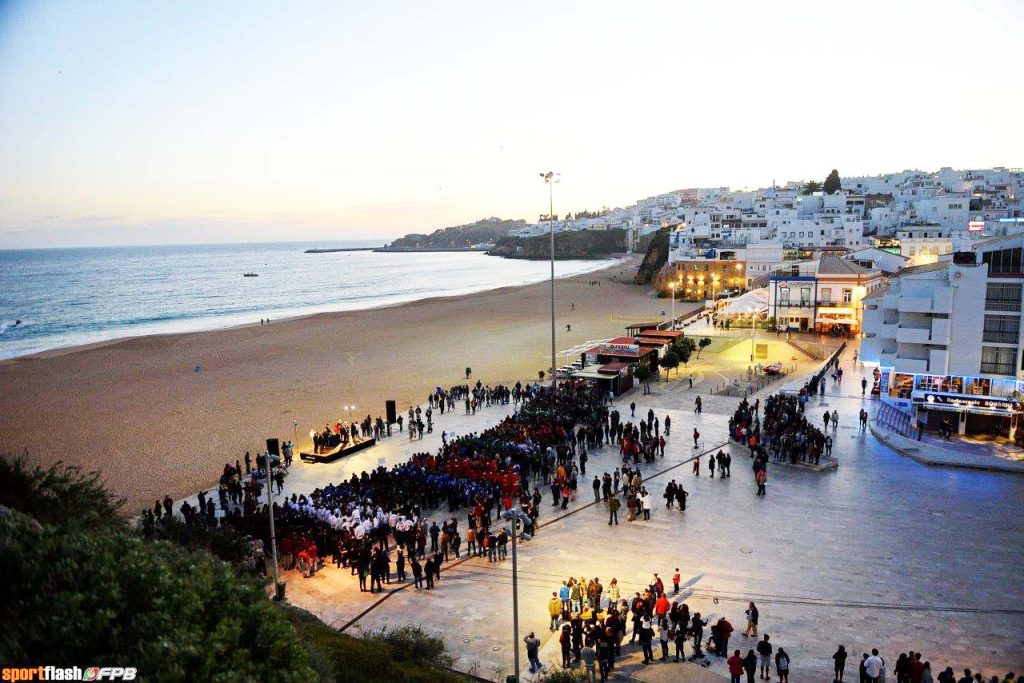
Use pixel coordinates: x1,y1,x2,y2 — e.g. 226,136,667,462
767,256,882,333
861,234,1024,437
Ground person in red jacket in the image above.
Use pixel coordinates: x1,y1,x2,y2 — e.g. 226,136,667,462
655,592,670,619
728,650,745,683
716,617,734,656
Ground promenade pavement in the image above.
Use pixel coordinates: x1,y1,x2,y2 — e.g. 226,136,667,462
175,341,1024,681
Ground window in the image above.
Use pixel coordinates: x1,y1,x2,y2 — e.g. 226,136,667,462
800,287,811,306
820,289,832,303
982,315,1019,344
842,289,853,303
987,283,1022,312
982,247,1023,274
780,288,790,305
981,346,1017,375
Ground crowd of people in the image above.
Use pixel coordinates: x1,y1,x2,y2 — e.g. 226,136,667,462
539,573,1014,683
729,391,835,468
146,378,611,588
834,648,1017,683
538,571,786,682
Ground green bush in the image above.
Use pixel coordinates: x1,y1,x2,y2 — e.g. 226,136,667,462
0,454,124,531
283,609,464,683
538,669,588,683
0,512,315,680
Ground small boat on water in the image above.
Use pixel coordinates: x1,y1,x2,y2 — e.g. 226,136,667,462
243,273,259,277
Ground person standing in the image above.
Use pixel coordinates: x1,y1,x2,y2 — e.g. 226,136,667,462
743,602,759,637
755,468,766,497
524,632,543,674
744,650,758,683
638,618,654,665
695,396,703,414
630,401,636,417
865,649,884,683
677,485,689,510
832,409,839,432
861,377,868,396
597,635,612,683
775,647,790,682
693,427,701,449
729,650,746,683
757,635,773,680
834,645,848,682
549,592,563,632
593,475,601,502
581,639,597,683
608,494,620,525
709,452,717,478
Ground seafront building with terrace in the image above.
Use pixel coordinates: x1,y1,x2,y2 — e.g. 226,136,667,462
861,233,1024,441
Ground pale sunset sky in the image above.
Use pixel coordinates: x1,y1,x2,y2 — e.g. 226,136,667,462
0,0,1021,248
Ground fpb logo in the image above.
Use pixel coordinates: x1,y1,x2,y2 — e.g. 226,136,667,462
84,669,137,681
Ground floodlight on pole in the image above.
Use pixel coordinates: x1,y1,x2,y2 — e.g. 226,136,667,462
540,171,559,388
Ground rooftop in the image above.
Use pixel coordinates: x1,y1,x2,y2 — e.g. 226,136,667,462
816,255,877,275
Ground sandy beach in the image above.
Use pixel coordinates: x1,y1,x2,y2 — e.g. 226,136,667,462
0,256,694,512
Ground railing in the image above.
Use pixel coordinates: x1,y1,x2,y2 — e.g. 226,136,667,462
876,402,914,438
710,365,797,398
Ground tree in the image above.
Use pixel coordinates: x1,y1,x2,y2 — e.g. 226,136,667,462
635,365,652,383
672,337,696,366
696,337,712,359
823,169,842,195
660,351,680,377
801,180,821,195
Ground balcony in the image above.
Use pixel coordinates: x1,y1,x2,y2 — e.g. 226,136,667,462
897,297,932,313
895,357,929,373
879,323,898,339
932,289,953,314
929,349,949,374
931,318,951,344
896,326,931,344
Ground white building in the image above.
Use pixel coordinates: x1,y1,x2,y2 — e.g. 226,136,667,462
766,256,883,333
846,246,908,275
861,233,1024,438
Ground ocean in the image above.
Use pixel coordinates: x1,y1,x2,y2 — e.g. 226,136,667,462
0,241,617,360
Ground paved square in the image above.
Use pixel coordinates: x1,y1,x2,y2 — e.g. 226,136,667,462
269,346,1024,681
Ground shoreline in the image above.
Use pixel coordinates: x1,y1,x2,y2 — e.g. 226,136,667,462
2,256,626,363
0,255,692,513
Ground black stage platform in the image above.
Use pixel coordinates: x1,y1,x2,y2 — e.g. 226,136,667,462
299,438,376,464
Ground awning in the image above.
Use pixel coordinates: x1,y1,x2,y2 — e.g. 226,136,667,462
815,317,858,325
718,287,770,316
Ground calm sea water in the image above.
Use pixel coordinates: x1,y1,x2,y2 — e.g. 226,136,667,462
0,241,616,359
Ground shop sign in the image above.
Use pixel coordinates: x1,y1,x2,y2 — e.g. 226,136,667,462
592,343,639,356
918,393,1013,411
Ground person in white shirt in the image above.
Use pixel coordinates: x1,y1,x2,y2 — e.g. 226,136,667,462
865,649,884,683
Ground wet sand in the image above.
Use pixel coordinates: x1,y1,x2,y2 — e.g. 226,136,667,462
0,256,693,512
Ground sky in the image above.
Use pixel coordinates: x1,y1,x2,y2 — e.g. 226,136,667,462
0,0,1021,248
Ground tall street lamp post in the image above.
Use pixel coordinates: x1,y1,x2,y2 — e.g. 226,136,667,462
670,282,676,329
750,307,756,362
540,172,559,387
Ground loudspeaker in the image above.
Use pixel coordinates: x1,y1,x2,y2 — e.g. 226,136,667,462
385,400,397,424
266,438,280,456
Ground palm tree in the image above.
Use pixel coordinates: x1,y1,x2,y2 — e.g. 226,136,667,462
802,180,821,195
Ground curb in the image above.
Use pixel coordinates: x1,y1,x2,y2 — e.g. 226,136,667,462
868,423,1024,475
